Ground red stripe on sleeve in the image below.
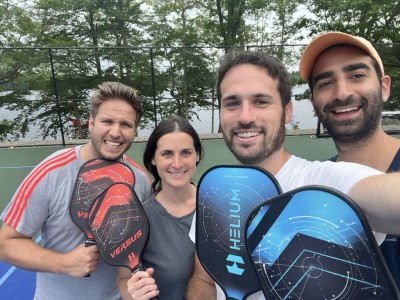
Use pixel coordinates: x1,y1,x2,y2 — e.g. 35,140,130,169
4,148,77,228
125,156,152,185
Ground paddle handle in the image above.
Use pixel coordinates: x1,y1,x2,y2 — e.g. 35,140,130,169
132,263,160,300
84,238,96,277
85,238,96,247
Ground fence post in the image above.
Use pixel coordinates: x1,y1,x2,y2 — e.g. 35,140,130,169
48,49,66,146
150,47,157,126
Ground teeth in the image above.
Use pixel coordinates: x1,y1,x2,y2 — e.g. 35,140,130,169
237,132,260,138
105,141,120,146
334,107,359,113
169,172,185,176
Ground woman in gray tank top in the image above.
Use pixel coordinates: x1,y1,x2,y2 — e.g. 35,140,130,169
117,115,203,300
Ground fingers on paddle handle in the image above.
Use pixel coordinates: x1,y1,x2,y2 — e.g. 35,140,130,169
85,239,96,247
132,264,160,300
84,239,96,277
149,293,160,299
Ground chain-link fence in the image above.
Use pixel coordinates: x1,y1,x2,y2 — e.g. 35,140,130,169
1,44,399,147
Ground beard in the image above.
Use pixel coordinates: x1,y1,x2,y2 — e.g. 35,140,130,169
314,90,382,143
223,112,286,165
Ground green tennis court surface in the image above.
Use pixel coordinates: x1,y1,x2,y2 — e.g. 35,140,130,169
0,136,338,213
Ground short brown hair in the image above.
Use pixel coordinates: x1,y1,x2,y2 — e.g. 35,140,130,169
217,51,292,107
90,82,143,127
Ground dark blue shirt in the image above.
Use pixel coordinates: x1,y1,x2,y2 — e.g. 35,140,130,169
329,149,400,290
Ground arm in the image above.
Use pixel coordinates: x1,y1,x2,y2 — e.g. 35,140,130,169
0,223,100,277
186,252,217,300
348,173,400,235
117,267,159,300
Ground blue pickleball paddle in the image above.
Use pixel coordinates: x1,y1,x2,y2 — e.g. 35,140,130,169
196,165,282,300
245,185,400,300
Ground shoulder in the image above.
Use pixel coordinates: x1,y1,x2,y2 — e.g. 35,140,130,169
142,194,155,208
282,155,314,170
277,155,382,194
285,155,378,174
387,148,400,172
124,155,151,182
29,147,80,180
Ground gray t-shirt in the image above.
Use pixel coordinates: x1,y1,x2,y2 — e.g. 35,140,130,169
1,146,152,300
142,194,195,300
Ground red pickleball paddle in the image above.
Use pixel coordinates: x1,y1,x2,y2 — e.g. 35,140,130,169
69,158,135,247
89,182,158,300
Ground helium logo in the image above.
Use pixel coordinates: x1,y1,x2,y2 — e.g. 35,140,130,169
225,188,245,276
226,254,245,275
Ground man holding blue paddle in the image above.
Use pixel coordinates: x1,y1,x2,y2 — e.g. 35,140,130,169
187,50,400,300
0,82,151,299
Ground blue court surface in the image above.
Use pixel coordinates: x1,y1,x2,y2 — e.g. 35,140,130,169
0,262,36,299
0,236,40,299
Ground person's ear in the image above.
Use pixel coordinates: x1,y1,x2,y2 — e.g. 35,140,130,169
285,101,293,124
88,115,94,131
310,93,315,106
381,75,391,103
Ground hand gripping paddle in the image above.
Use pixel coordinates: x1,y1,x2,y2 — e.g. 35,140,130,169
196,165,282,300
69,158,135,248
245,185,400,300
89,182,159,300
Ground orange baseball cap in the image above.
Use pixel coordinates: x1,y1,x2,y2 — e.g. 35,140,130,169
299,32,384,81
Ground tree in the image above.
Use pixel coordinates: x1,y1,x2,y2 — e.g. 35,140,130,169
2,0,399,142
295,0,400,109
1,0,152,140
142,0,217,125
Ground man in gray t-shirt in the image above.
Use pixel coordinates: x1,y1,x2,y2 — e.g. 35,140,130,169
0,82,152,300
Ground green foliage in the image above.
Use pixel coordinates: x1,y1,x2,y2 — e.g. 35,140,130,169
0,119,18,141
294,0,400,108
0,0,400,142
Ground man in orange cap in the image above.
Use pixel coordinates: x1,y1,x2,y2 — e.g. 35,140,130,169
300,31,400,288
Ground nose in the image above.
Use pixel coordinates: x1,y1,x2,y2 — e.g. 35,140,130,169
171,154,183,169
333,77,353,101
109,123,121,138
238,101,256,124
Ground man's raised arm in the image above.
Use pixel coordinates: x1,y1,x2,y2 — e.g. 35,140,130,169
349,172,400,235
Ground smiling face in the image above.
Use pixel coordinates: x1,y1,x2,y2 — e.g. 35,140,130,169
86,98,137,161
220,64,292,165
310,46,390,143
152,131,199,189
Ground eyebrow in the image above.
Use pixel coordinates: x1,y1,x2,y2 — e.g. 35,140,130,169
159,148,194,153
343,62,371,73
221,94,239,102
253,93,274,100
222,93,274,102
313,62,371,87
313,71,333,87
